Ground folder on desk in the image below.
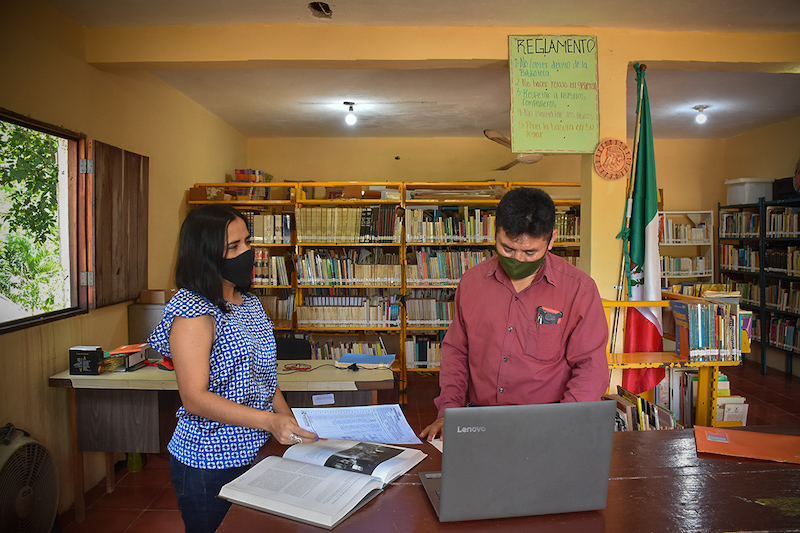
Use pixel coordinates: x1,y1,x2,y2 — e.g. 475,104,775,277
334,353,395,369
694,426,800,464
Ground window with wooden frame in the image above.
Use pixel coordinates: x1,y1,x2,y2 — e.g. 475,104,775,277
0,109,148,333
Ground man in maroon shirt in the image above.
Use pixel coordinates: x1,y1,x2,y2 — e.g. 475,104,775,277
420,188,610,440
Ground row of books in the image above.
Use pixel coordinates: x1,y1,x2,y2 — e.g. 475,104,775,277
719,211,760,238
232,168,271,183
296,206,401,244
719,244,760,271
762,316,800,354
295,249,401,286
297,300,401,328
253,250,291,286
763,280,800,314
725,279,760,306
405,249,495,285
258,294,296,322
659,219,711,244
603,385,677,431
405,297,455,328
654,368,748,427
724,277,800,313
405,207,496,243
246,213,292,244
764,247,800,274
310,340,391,361
405,334,442,369
660,255,711,276
404,208,580,244
669,298,749,362
665,282,731,297
765,205,800,237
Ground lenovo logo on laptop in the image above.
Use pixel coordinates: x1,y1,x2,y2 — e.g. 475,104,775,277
456,425,486,433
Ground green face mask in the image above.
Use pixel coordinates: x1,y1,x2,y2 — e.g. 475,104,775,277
497,253,546,280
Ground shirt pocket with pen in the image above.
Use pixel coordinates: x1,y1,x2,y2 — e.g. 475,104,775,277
522,306,565,362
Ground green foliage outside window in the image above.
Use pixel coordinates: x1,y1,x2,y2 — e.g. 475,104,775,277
0,121,66,314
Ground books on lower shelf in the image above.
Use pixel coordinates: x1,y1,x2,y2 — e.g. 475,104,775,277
715,395,749,425
295,206,401,243
405,334,442,369
296,248,401,286
297,297,401,328
669,297,748,362
311,339,390,361
253,250,291,286
219,439,426,529
258,294,296,323
603,385,677,431
248,213,291,244
405,248,495,286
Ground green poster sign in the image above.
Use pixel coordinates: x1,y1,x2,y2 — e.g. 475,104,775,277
509,35,599,154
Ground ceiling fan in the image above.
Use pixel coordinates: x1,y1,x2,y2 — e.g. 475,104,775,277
483,129,544,170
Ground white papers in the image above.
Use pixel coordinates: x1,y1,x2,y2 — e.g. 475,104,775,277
427,437,443,453
292,404,422,445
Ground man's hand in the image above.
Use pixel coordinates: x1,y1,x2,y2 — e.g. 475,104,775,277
419,417,444,441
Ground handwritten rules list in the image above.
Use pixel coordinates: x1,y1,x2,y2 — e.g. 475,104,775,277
509,35,599,154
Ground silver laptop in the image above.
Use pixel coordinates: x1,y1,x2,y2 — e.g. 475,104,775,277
419,401,616,522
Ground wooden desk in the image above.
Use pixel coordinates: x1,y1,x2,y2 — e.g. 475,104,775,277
218,426,800,533
49,360,393,522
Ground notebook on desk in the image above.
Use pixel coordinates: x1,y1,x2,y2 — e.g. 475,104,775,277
419,400,616,522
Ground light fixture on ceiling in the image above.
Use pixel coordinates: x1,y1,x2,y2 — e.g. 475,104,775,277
694,105,709,124
344,102,357,125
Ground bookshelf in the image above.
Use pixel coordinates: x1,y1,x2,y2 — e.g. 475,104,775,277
187,180,582,402
719,198,800,376
658,210,714,288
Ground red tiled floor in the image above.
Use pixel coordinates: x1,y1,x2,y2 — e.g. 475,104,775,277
57,358,798,531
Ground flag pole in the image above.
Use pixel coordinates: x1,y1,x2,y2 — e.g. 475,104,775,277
611,63,646,353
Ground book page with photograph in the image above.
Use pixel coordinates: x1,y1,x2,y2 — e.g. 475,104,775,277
282,438,427,485
218,455,382,529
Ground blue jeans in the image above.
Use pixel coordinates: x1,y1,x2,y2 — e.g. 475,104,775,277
170,454,250,533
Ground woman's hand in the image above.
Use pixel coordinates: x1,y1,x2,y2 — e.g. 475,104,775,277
266,412,318,445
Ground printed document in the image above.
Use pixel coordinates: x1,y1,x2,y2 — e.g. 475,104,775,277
292,404,422,445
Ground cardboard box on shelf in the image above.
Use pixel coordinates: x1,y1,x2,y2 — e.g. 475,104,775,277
138,289,177,304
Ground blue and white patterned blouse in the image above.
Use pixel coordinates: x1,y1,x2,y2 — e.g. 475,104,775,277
148,288,277,469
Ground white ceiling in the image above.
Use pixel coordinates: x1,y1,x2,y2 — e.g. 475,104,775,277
48,0,800,141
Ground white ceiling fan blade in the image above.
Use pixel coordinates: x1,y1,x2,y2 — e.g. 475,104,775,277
494,159,520,171
483,129,512,150
517,153,544,164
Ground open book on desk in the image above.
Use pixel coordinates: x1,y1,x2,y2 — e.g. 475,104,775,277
218,438,427,529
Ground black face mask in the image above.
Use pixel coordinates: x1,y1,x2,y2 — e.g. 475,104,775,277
222,248,254,288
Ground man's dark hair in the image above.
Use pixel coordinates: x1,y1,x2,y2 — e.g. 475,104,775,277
175,204,249,312
495,187,556,239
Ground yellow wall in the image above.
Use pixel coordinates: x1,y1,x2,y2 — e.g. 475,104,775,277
2,0,799,514
247,137,583,182
0,0,247,512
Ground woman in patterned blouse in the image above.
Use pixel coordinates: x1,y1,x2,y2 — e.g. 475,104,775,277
149,204,317,533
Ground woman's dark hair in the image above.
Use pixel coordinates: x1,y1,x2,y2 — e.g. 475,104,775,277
175,204,248,311
495,187,556,239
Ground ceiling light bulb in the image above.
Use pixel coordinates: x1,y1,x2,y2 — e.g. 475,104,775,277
345,105,357,125
694,105,708,124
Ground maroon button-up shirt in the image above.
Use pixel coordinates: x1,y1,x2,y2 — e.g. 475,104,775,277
434,254,609,419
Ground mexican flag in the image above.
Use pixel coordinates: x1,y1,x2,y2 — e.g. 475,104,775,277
622,64,664,395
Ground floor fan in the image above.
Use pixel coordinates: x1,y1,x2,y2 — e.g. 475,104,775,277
0,424,59,533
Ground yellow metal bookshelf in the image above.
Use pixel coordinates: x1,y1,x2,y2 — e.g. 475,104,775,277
188,180,584,403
